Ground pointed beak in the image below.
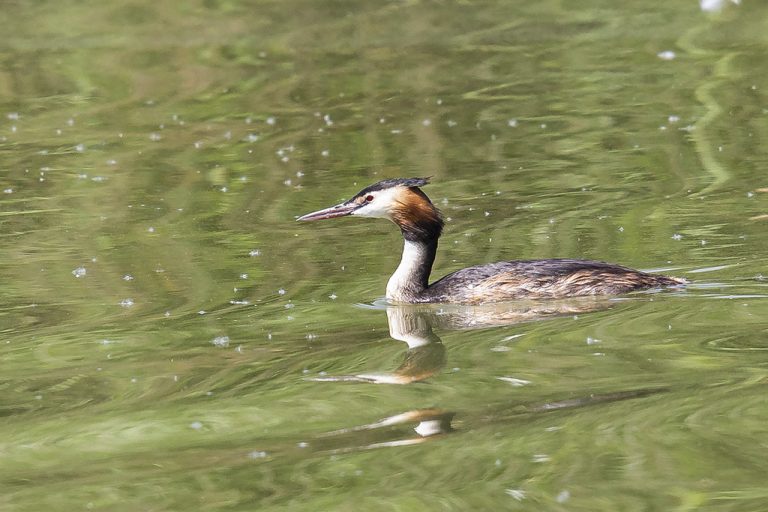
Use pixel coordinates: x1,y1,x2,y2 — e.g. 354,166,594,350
297,201,360,221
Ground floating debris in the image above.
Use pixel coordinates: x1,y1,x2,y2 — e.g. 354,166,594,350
72,266,87,278
211,336,230,347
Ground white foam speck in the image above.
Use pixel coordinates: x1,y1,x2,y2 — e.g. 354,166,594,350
72,266,87,278
119,298,134,307
657,50,676,60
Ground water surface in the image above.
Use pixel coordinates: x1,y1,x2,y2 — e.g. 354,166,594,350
2,1,768,510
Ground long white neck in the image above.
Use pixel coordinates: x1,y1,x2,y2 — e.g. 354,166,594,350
386,239,436,303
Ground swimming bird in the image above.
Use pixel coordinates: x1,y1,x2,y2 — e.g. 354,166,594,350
297,177,685,304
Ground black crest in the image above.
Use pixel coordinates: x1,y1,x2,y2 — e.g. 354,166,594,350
352,177,431,199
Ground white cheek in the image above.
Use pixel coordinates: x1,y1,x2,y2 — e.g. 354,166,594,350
351,187,399,219
353,202,390,218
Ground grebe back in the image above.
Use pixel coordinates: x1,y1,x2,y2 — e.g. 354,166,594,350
298,177,685,304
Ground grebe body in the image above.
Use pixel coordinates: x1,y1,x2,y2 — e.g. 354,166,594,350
298,178,684,304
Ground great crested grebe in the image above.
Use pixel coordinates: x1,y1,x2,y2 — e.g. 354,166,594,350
298,177,685,304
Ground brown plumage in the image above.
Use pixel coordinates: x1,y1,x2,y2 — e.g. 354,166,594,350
298,177,686,304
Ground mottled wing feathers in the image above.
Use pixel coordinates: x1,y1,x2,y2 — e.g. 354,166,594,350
427,259,684,304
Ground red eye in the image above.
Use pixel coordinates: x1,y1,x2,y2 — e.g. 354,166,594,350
365,195,374,202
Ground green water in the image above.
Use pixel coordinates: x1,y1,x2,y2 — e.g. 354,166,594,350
2,1,768,510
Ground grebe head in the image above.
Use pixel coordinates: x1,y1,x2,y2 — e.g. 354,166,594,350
297,177,443,241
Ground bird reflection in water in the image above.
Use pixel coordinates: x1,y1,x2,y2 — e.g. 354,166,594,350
295,298,667,453
309,297,616,384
